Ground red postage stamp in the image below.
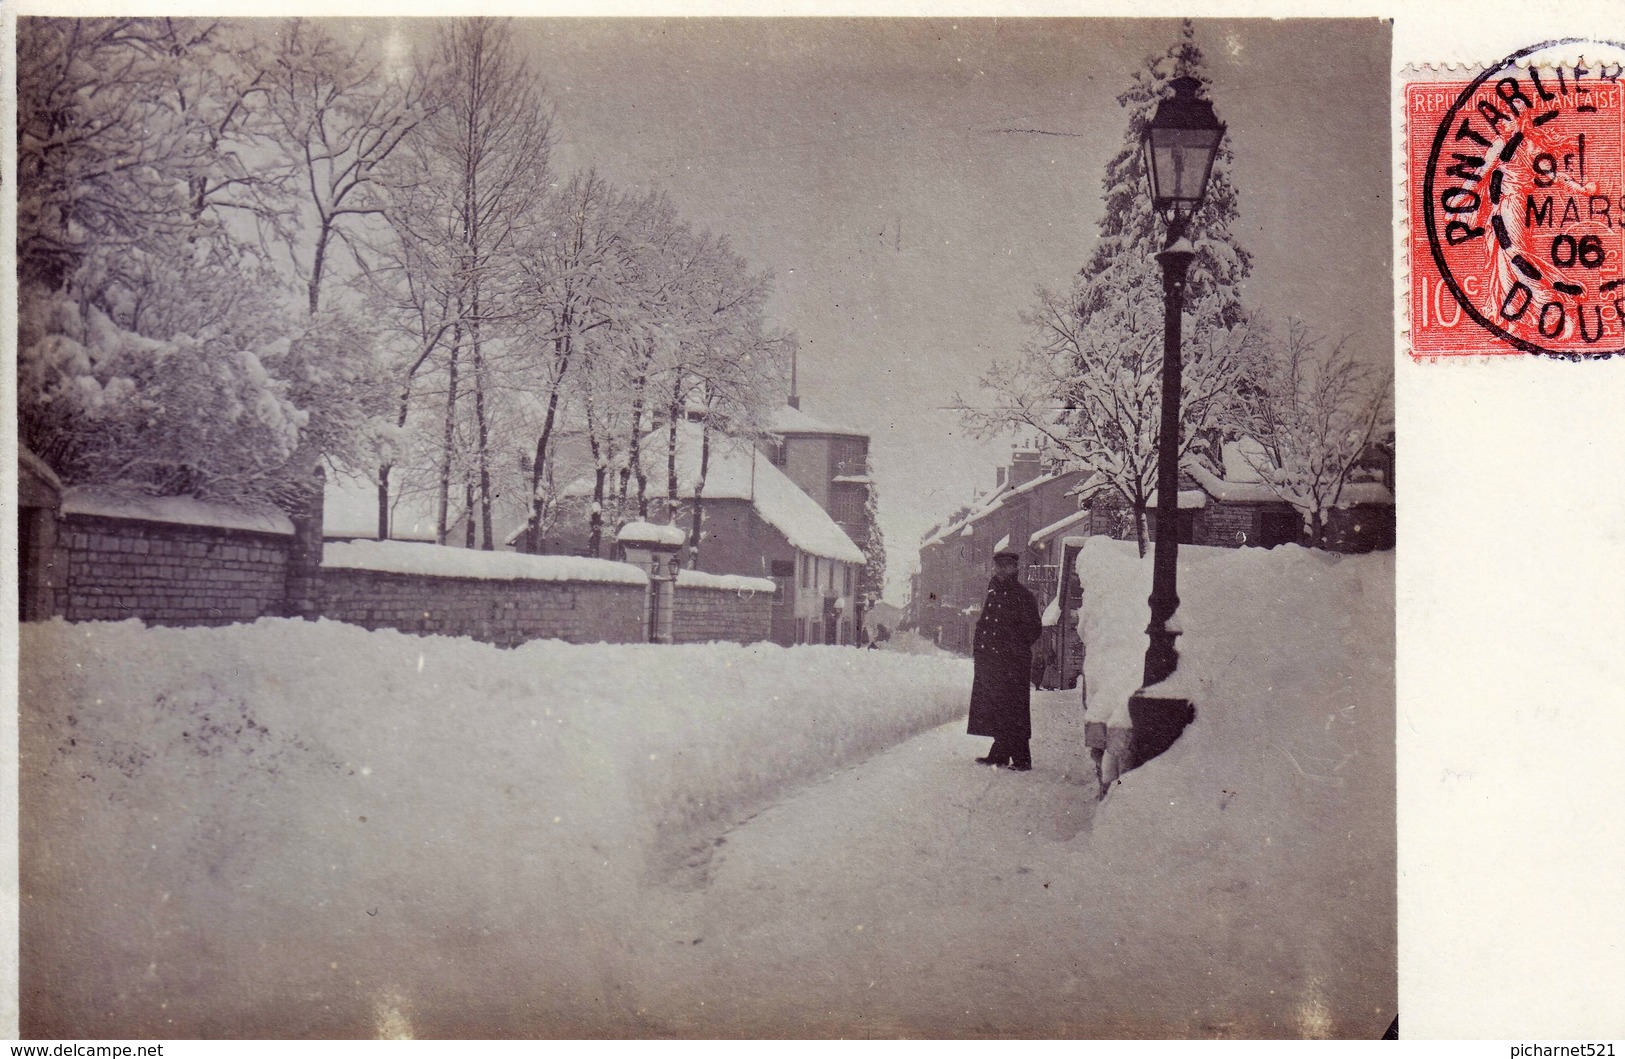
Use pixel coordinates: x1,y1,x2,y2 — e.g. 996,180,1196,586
1405,42,1625,359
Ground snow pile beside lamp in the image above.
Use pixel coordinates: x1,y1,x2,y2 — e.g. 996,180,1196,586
1127,76,1224,769
617,521,686,644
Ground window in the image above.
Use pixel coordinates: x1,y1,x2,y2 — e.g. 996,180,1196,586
800,553,808,588
826,560,834,593
770,559,794,603
844,565,853,597
797,617,807,643
830,485,866,526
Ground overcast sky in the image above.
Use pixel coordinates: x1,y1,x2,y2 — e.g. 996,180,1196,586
398,17,1392,600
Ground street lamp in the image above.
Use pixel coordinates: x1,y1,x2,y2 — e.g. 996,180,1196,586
1126,75,1224,766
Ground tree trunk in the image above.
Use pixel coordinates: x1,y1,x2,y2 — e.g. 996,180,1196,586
666,373,682,520
526,325,573,554
436,325,463,545
1133,506,1148,558
308,217,332,315
376,463,391,541
689,420,712,568
621,360,649,518
589,468,607,558
464,478,476,548
472,318,493,550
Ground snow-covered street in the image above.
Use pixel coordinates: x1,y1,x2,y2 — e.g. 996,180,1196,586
19,541,1393,1039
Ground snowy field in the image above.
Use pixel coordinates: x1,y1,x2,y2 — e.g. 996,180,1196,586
19,539,1393,1038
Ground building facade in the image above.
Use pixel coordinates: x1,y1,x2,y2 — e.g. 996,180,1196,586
552,419,866,647
912,441,1395,660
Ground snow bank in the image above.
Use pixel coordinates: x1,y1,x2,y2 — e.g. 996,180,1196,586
323,539,647,585
19,619,970,1036
61,485,294,536
675,569,776,593
1072,536,1395,1035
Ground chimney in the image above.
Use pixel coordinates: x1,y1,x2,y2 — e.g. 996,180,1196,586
1008,448,1042,489
995,467,1006,489
788,394,800,409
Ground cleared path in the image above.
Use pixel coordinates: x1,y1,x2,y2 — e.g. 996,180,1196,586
624,688,1112,1037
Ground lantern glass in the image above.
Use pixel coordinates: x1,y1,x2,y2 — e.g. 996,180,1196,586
1142,76,1225,221
1145,126,1222,211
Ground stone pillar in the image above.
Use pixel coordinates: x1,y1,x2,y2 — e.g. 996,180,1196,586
282,463,326,619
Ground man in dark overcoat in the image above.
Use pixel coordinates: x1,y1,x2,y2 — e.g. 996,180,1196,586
968,550,1044,771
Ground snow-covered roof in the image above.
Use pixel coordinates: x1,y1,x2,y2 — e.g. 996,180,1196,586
1003,467,1073,500
61,486,294,536
1221,438,1271,484
1184,461,1394,507
1144,488,1209,510
831,475,872,485
920,470,1079,552
323,539,648,584
921,482,1012,549
324,468,440,542
676,569,777,593
993,533,1011,552
1066,472,1106,498
770,403,867,438
1029,508,1092,547
564,421,864,564
617,521,687,548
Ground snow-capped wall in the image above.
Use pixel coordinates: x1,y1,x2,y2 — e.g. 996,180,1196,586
26,507,775,648
47,508,292,626
316,565,648,647
672,582,775,645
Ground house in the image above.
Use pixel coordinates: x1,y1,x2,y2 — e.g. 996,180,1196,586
1145,440,1396,552
765,401,873,567
913,446,1088,656
554,419,866,647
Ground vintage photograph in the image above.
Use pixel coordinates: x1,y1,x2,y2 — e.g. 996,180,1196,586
14,17,1395,1037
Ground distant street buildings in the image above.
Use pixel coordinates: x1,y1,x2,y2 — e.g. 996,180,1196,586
910,440,1395,661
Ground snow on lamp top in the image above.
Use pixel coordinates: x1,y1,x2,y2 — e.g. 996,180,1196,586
616,521,688,549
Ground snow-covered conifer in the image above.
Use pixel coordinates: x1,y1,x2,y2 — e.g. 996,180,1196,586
960,22,1261,555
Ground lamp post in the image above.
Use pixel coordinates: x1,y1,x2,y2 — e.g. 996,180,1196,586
1125,75,1225,766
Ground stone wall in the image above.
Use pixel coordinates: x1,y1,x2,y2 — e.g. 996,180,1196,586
54,514,290,625
673,585,774,645
24,487,787,648
315,567,647,647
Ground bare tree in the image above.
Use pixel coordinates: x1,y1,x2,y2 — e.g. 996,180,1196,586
517,170,635,552
960,282,1259,555
263,19,424,315
387,17,555,545
1236,321,1394,545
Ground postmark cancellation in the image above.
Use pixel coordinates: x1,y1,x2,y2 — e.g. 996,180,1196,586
1403,40,1625,359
